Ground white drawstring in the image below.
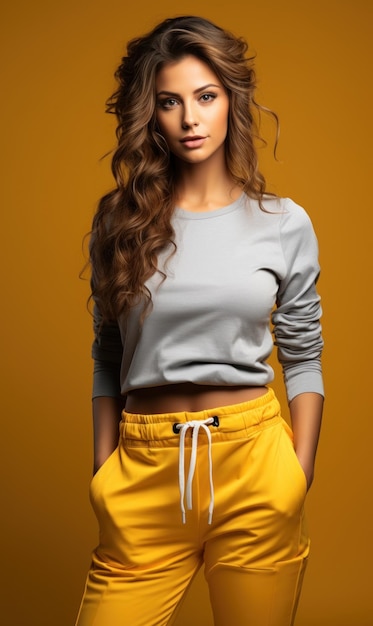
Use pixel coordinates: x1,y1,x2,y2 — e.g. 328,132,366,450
174,417,217,524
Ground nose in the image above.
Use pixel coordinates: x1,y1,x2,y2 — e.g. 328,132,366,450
181,102,199,129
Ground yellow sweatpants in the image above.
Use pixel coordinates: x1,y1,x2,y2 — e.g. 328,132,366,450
76,388,309,626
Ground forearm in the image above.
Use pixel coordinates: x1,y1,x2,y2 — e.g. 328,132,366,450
289,392,324,490
92,396,126,474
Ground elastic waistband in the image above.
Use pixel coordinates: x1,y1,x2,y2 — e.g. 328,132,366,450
121,388,281,444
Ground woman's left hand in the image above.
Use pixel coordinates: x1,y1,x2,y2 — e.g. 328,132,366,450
290,392,324,493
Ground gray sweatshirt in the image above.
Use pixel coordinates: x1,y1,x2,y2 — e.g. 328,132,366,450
92,193,324,403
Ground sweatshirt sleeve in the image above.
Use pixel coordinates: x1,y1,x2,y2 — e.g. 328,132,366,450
272,199,324,402
91,303,123,399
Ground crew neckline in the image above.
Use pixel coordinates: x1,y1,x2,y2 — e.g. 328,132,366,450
174,193,246,220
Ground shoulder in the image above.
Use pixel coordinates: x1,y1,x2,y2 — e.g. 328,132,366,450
279,199,317,246
258,195,311,220
246,195,315,233
260,196,315,235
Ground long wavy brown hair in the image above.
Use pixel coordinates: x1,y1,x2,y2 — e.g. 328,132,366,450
90,15,278,322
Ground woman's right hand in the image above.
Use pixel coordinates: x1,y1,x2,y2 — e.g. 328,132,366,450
92,396,125,474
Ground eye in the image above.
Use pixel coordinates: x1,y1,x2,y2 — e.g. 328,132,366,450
200,93,217,103
157,98,179,110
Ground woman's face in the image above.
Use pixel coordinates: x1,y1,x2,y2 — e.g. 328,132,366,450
155,55,229,166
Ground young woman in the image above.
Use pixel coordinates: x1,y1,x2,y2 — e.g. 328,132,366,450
76,15,324,626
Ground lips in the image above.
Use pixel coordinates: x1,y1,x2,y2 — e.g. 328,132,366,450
180,136,206,149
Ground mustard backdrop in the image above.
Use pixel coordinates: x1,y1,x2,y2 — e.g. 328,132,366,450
1,1,372,624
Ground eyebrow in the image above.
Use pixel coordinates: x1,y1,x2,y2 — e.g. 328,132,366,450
156,83,222,97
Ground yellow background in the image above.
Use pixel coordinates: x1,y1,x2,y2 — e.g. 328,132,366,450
1,1,372,624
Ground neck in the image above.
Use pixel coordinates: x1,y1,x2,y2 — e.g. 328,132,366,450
174,153,242,212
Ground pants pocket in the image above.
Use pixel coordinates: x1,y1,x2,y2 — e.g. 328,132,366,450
280,419,308,497
89,446,119,501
